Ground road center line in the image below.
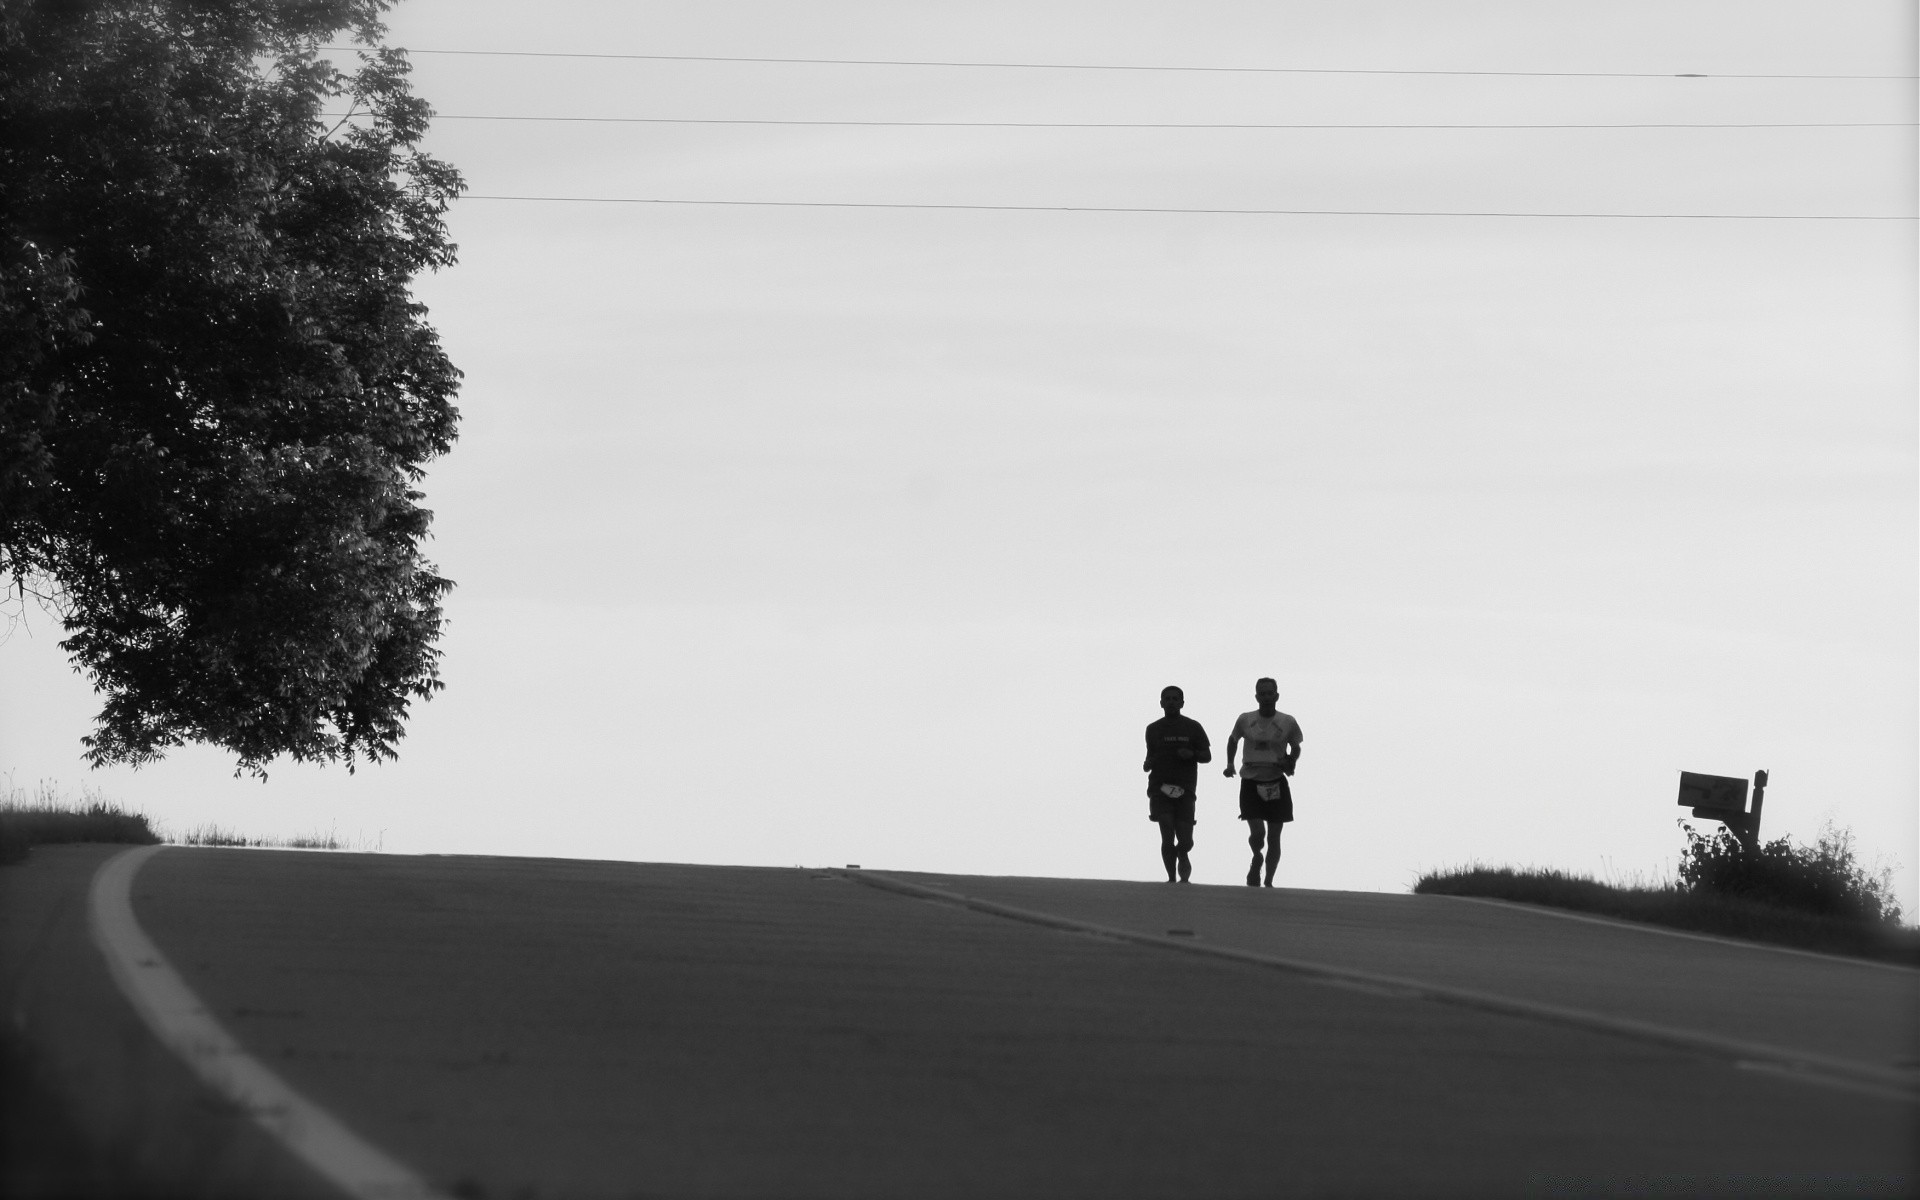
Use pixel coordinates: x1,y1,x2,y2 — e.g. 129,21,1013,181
88,845,447,1200
841,869,1917,1103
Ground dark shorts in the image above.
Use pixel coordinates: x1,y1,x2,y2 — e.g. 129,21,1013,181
1148,781,1196,825
1238,774,1294,824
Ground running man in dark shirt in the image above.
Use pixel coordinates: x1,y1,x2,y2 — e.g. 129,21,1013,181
1222,676,1303,887
1143,685,1211,883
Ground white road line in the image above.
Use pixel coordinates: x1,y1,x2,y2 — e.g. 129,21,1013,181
88,845,447,1200
1436,894,1920,974
843,869,1919,1104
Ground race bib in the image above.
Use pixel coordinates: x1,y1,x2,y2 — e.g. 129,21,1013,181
1158,784,1187,800
1255,781,1285,802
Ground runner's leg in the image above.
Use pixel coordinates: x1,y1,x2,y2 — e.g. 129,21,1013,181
1158,820,1179,882
1263,824,1283,886
1245,815,1265,886
1175,821,1194,882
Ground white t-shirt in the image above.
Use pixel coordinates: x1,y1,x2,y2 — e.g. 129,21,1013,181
1234,710,1302,782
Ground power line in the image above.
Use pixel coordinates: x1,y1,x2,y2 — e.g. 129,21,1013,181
321,46,1915,80
404,114,1915,130
460,196,1916,220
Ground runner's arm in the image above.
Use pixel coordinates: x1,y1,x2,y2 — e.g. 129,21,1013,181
1222,717,1241,776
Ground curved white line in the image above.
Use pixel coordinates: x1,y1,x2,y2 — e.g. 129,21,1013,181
89,845,446,1200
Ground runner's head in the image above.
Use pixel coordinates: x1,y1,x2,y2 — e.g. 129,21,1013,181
1160,685,1184,714
1255,677,1278,706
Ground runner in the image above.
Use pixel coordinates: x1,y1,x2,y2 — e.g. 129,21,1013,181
1222,677,1303,887
1142,685,1211,883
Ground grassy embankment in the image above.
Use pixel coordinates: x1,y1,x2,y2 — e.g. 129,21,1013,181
1418,824,1917,966
0,778,349,864
0,779,158,865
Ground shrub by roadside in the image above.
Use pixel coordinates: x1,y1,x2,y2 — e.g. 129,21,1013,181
1677,821,1901,925
1416,823,1915,965
0,780,159,865
1415,866,1918,965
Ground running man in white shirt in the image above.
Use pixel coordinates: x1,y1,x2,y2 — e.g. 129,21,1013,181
1221,677,1303,887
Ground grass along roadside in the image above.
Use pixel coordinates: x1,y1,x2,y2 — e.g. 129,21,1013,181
0,778,158,865
1415,865,1920,966
1419,819,1913,965
0,777,381,863
177,821,382,851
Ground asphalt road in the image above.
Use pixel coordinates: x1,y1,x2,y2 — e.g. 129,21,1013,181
7,845,1917,1198
886,870,1920,1072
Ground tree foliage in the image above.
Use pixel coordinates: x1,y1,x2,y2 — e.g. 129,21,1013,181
1,0,464,774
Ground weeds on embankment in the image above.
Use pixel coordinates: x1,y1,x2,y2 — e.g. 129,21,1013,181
1417,822,1916,965
0,778,159,865
177,823,353,850
1,778,372,864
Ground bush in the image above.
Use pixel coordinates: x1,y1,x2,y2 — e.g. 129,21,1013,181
1676,820,1902,926
0,779,159,864
1412,863,1918,964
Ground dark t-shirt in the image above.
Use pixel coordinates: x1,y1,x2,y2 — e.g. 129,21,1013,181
1144,714,1211,794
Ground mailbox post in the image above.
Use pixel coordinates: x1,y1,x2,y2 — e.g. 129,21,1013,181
1677,769,1769,855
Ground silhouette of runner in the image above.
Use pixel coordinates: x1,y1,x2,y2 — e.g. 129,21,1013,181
1223,677,1303,887
1143,685,1211,883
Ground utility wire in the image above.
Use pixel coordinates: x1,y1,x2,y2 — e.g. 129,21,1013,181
319,46,1914,80
393,114,1915,130
461,196,1915,220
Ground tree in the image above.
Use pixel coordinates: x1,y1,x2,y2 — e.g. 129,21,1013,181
0,0,464,775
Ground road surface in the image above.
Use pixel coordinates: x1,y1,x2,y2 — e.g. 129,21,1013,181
4,845,1914,1197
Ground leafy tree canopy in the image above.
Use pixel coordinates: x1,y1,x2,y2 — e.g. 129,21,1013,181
1,0,464,775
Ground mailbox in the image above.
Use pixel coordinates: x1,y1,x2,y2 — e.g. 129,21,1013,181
1677,769,1769,853
1678,771,1747,816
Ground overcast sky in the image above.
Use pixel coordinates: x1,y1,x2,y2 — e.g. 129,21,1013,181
4,1,1915,908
